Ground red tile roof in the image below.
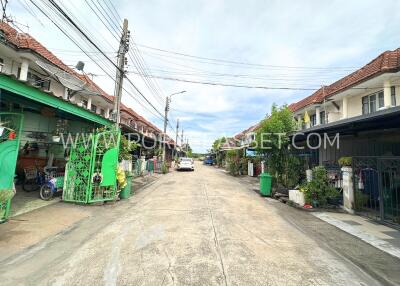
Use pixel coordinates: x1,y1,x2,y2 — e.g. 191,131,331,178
289,48,400,112
234,121,262,139
0,22,160,132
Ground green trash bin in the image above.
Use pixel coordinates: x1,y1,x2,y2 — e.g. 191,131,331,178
120,174,133,199
259,172,272,197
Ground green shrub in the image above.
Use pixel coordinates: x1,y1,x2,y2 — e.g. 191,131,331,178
161,163,169,174
354,190,369,210
301,166,339,206
226,149,241,176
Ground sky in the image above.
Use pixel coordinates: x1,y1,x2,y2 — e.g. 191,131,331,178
7,0,400,152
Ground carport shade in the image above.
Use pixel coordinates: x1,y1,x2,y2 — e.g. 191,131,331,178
292,105,400,141
0,74,113,126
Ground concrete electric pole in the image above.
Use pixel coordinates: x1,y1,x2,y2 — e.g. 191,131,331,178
175,118,179,158
162,91,186,162
162,96,170,162
181,129,184,147
113,19,130,126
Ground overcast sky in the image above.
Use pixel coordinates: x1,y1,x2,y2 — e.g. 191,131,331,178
8,0,400,152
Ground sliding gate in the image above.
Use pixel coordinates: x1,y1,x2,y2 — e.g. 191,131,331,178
63,129,120,203
353,156,400,225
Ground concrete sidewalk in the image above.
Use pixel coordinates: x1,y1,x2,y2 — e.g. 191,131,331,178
313,212,400,259
0,173,161,263
234,172,400,260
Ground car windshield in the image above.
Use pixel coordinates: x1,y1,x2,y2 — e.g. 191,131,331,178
180,158,191,162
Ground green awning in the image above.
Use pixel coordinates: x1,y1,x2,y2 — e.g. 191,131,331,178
0,74,113,126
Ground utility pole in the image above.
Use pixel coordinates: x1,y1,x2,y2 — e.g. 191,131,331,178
181,129,184,147
162,90,186,162
162,96,170,162
1,0,8,22
175,118,179,158
113,19,130,126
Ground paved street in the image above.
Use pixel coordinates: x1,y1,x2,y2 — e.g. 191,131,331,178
0,162,399,285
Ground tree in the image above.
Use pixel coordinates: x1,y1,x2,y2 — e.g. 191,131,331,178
211,137,226,151
255,104,302,188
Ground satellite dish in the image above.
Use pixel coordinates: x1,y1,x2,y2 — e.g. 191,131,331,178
35,60,100,96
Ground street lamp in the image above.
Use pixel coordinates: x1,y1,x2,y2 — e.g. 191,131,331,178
162,90,186,162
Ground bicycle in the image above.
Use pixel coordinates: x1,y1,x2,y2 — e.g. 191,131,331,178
22,165,44,192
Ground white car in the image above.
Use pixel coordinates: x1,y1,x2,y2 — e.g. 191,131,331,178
177,157,194,171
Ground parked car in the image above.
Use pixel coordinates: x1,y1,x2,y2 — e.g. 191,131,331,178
177,157,194,171
203,156,214,165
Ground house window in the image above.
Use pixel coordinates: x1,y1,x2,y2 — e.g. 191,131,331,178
320,111,326,124
378,91,384,109
100,108,105,116
362,91,382,114
26,71,51,91
362,96,369,114
91,104,97,113
310,114,316,127
391,86,396,106
370,94,376,113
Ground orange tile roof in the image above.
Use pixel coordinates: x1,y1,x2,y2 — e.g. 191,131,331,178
289,48,400,112
0,22,160,131
234,121,262,139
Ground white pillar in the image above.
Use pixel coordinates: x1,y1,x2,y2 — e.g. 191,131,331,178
63,87,69,100
87,97,92,110
342,97,348,119
19,58,29,81
297,115,302,129
342,167,354,213
315,107,321,125
105,108,110,118
384,80,392,108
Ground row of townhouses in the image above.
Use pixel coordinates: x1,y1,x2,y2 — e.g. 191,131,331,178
0,22,175,222
232,48,400,225
0,22,172,148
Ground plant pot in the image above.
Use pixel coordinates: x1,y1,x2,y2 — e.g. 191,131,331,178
52,135,61,142
312,199,319,208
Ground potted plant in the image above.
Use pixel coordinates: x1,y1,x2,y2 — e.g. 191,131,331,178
302,166,340,207
338,157,352,167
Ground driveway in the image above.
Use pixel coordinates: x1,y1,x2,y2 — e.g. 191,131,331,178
0,162,395,285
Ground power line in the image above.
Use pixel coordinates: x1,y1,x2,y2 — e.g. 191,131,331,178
83,0,120,42
29,0,165,124
127,71,320,91
136,43,358,71
47,0,119,71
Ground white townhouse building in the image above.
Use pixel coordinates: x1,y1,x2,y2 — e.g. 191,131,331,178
289,49,400,225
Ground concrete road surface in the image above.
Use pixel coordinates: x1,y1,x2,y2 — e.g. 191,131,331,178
0,162,398,285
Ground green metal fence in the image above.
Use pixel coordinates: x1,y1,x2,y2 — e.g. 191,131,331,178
0,112,24,222
63,128,120,204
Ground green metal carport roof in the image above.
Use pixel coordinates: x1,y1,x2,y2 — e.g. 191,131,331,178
0,74,113,126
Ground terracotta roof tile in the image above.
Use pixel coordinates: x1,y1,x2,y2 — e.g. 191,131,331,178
0,22,161,131
289,48,400,112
